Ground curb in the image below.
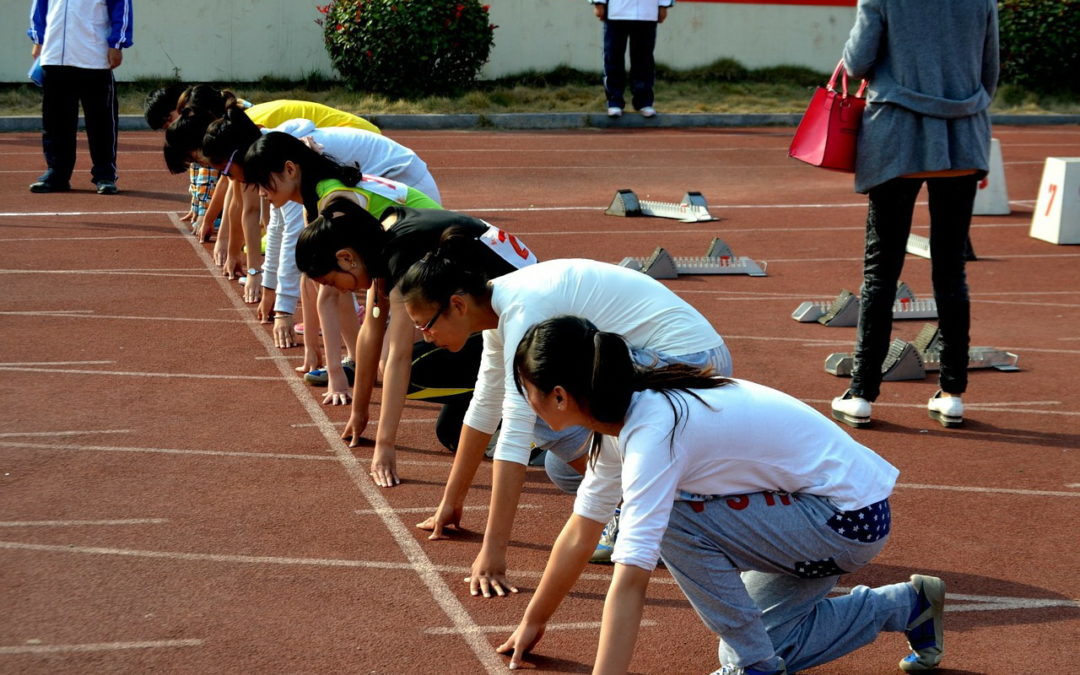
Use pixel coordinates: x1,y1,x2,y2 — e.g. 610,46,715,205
2,112,1078,133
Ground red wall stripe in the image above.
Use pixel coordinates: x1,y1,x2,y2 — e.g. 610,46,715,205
679,0,856,6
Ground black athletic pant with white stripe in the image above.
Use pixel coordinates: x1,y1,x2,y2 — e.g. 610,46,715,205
40,65,118,186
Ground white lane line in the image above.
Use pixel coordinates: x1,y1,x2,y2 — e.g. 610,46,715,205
291,418,437,427
896,483,1080,498
803,397,1079,418
0,235,175,243
0,210,177,217
0,440,338,461
831,586,1080,612
0,518,169,527
0,366,278,380
0,429,130,438
355,504,538,516
0,639,204,655
0,311,237,323
424,620,658,635
168,212,504,674
0,269,206,279
0,360,114,367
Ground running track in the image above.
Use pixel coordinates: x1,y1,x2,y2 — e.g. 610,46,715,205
1,126,1078,674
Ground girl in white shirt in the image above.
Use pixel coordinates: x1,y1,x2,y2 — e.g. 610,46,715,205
497,316,945,675
397,257,731,600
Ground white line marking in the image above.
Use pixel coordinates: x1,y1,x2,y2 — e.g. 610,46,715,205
0,311,237,323
1066,484,1080,488
802,398,1080,417
355,504,538,516
896,483,1080,498
0,440,338,461
424,620,658,635
168,212,505,673
0,518,168,527
831,586,1080,612
0,210,177,217
0,269,206,279
0,360,114,367
0,429,130,438
0,639,204,655
0,235,176,243
0,366,279,381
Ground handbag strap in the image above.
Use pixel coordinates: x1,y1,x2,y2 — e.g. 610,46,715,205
828,59,868,99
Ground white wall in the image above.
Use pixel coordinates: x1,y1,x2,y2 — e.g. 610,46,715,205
1,1,855,85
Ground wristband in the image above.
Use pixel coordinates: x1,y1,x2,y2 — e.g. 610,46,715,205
247,268,262,276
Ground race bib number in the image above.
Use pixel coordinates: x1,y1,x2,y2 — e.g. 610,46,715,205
479,225,537,269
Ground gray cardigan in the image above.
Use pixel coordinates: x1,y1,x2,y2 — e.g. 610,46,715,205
842,0,999,193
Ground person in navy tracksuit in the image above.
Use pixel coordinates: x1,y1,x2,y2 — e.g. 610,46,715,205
27,0,134,194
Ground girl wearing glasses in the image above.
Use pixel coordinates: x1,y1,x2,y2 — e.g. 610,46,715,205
497,316,940,675
294,200,537,487
397,256,732,599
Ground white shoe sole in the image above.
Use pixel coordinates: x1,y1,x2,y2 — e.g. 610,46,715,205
928,409,963,428
832,409,871,428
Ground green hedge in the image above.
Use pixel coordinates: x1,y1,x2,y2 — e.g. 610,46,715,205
318,0,495,97
998,0,1080,93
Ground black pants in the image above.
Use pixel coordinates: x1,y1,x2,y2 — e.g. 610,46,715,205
602,19,657,110
851,175,979,401
40,65,118,185
408,333,485,452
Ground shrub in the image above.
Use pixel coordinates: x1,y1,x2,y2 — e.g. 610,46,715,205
317,0,496,98
998,0,1080,93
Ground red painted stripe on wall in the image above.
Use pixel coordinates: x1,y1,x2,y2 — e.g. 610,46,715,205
679,0,856,6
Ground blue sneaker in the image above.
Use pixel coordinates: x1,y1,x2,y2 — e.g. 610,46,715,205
710,657,787,675
303,359,355,387
900,574,945,671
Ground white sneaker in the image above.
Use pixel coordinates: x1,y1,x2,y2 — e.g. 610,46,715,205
589,508,620,563
639,106,657,118
831,390,871,428
607,106,623,118
927,391,963,428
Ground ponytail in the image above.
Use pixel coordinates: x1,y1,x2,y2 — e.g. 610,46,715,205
397,226,496,307
296,198,389,280
513,316,731,463
243,132,362,222
202,106,261,167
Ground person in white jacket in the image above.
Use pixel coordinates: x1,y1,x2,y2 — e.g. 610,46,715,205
589,0,672,118
498,316,945,675
27,0,133,194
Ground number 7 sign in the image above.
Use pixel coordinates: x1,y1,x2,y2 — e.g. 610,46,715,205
1029,157,1080,244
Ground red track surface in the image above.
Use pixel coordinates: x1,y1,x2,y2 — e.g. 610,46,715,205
1,126,1078,675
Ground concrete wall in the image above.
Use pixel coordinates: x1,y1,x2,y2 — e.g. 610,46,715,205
1,1,855,85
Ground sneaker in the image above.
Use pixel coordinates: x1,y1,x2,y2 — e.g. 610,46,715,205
927,391,963,428
589,508,620,564
607,106,623,118
303,368,329,386
899,574,946,671
831,390,871,428
639,106,657,118
710,658,787,675
29,180,71,193
95,180,119,195
294,322,304,335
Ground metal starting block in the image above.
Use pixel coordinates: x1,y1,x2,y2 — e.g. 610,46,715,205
618,238,767,279
605,189,717,223
824,324,1020,380
792,281,938,326
906,234,978,261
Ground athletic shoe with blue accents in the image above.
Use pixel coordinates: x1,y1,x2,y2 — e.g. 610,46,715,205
710,657,787,675
899,574,946,671
589,508,620,564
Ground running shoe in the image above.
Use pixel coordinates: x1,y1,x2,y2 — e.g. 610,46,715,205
927,391,963,428
710,657,787,675
589,508,620,564
899,575,946,671
831,390,871,428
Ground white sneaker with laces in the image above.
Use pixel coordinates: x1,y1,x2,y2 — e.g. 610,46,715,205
607,106,623,118
639,106,657,118
927,390,963,428
831,390,871,428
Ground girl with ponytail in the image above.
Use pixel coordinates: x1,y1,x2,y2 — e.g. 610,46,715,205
397,257,732,599
500,316,922,675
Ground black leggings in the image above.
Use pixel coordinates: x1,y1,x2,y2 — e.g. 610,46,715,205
408,333,484,451
851,174,979,401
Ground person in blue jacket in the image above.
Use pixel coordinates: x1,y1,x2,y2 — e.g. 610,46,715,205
27,0,134,195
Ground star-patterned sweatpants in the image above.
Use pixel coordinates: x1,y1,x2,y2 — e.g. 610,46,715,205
659,492,916,672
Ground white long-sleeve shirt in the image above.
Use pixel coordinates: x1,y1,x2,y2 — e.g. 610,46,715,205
574,380,900,571
463,258,725,465
28,0,133,69
592,0,673,22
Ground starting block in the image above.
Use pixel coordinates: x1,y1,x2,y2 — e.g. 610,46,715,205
1029,157,1080,244
906,233,978,261
792,281,937,326
973,138,1010,215
618,237,767,278
824,323,1020,380
605,189,717,223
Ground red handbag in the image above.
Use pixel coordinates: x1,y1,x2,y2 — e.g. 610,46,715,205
789,60,868,173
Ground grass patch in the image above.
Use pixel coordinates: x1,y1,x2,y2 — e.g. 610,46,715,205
1,60,1076,118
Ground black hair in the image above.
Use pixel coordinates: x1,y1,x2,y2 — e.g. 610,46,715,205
143,83,187,130
162,108,218,174
396,226,497,308
512,316,731,462
295,198,389,280
202,106,262,167
177,84,238,118
243,132,362,222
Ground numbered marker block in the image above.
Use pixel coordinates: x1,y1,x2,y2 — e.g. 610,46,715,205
973,138,1009,215
1030,157,1080,245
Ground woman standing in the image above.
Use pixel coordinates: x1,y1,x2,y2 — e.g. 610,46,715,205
499,316,944,675
831,0,999,429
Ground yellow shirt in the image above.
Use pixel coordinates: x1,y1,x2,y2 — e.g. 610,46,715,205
245,100,379,134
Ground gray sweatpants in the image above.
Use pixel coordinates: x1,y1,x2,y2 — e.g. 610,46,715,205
660,492,915,672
